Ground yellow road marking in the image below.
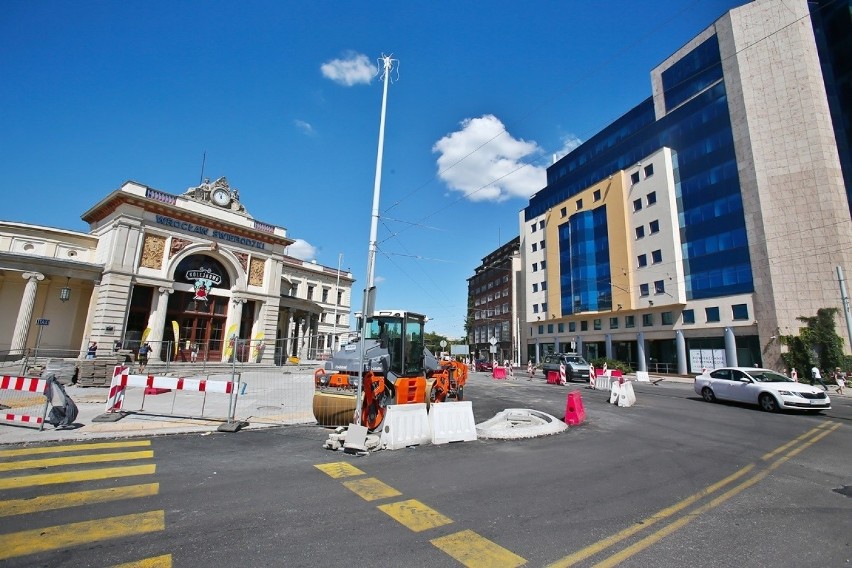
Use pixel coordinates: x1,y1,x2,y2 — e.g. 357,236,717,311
314,461,365,479
112,554,173,568
378,499,453,532
342,477,402,501
0,440,151,458
432,529,526,568
546,464,755,568
0,464,156,491
550,420,840,568
0,510,165,561
0,450,154,472
0,483,159,517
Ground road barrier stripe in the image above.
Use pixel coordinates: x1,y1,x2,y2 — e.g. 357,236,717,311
377,499,454,532
0,483,160,518
0,450,154,472
112,554,173,568
0,440,151,458
432,529,526,568
0,510,165,561
0,464,156,491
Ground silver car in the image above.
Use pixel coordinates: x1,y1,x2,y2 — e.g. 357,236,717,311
694,367,831,412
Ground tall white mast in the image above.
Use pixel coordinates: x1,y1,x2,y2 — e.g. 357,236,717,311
355,54,396,424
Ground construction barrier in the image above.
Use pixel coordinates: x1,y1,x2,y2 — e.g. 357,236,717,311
609,383,620,404
492,366,507,380
618,381,636,407
595,375,613,392
546,370,561,385
106,365,242,421
635,371,650,382
0,375,50,430
564,391,586,425
380,403,430,450
429,401,477,445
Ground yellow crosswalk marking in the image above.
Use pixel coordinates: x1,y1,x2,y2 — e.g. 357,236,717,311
112,553,173,568
342,477,402,501
314,461,365,478
0,483,160,517
378,499,453,532
0,450,154,472
0,440,151,458
432,529,526,568
0,510,165,561
0,464,156,491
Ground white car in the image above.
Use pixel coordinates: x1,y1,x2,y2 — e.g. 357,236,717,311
694,367,831,412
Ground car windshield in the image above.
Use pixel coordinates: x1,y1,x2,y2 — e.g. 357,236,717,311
748,370,792,383
565,356,587,364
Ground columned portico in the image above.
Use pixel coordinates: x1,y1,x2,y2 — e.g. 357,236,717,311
146,287,173,362
10,272,44,355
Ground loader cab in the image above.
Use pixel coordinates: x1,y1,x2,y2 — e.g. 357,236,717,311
362,310,427,377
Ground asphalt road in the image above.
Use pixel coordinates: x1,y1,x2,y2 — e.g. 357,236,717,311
1,373,850,567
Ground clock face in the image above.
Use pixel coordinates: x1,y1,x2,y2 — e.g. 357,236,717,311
211,188,231,207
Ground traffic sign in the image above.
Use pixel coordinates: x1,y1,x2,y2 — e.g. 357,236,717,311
489,336,497,346
36,319,50,326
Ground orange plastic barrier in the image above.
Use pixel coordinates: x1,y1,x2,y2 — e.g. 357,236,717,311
564,391,586,425
546,370,560,384
395,377,426,404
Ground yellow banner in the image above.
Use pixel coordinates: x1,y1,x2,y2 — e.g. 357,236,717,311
171,321,179,358
223,324,239,358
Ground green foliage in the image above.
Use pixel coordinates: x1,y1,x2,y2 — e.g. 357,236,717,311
590,357,634,374
780,307,848,376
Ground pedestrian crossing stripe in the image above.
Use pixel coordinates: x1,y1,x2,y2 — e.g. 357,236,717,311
377,499,454,532
0,464,156,491
431,529,526,567
342,477,402,501
112,554,173,568
0,510,165,561
314,461,365,479
0,450,154,472
0,440,151,458
0,483,160,518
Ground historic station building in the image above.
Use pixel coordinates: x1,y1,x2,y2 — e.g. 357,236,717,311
0,178,354,364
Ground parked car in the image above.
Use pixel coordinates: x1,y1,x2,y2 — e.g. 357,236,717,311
475,359,493,372
694,367,831,412
541,353,591,382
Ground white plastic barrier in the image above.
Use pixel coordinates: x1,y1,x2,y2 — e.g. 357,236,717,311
618,381,636,407
596,375,613,392
380,403,430,450
609,383,620,404
429,401,477,445
635,371,650,382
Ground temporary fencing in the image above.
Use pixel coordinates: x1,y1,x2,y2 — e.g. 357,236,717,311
0,375,50,430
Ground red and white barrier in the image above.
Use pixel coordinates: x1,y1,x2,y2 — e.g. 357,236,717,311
1,375,50,430
106,366,239,416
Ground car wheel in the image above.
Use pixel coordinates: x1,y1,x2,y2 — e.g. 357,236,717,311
701,387,716,403
759,393,779,412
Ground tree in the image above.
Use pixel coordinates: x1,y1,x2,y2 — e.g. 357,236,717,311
780,307,850,374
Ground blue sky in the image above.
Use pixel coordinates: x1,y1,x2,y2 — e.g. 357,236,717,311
1,0,744,338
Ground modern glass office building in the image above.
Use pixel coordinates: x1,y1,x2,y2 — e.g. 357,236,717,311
520,0,852,373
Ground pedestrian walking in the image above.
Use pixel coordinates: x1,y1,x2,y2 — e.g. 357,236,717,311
138,342,150,373
790,367,798,382
833,367,846,395
86,341,97,359
527,360,534,381
190,343,199,363
810,365,828,391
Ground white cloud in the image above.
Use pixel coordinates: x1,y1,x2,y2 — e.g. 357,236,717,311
320,52,377,86
286,239,317,261
294,119,315,136
554,134,582,162
432,115,546,202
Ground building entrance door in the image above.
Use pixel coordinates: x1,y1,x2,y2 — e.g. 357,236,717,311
167,291,228,361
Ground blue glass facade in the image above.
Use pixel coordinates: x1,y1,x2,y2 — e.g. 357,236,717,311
527,34,753,301
559,205,611,314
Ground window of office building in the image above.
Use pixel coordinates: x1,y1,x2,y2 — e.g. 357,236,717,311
560,207,567,218
640,283,650,296
642,313,654,327
644,164,655,178
732,303,749,320
652,249,662,263
683,309,695,324
576,198,583,210
635,226,645,239
633,198,643,212
638,254,647,268
558,323,564,333
625,315,635,328
647,191,657,206
631,171,640,185
706,306,720,322
661,311,673,325
532,243,537,252
569,321,576,332
547,324,554,333
654,280,665,294
593,319,602,330
649,220,660,234
594,189,601,201
609,317,619,329
581,320,588,331
532,283,539,292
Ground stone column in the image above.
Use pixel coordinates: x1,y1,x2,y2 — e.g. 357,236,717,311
298,316,309,360
225,297,247,362
636,332,647,372
146,287,173,362
605,333,613,359
10,272,45,355
724,327,738,367
676,330,688,375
